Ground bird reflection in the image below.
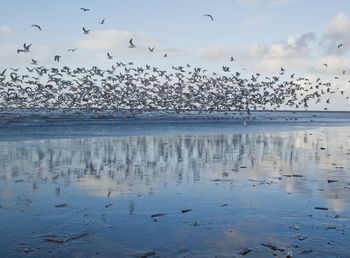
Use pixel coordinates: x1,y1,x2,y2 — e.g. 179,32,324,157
0,130,350,210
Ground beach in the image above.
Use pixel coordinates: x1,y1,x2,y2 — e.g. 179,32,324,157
0,111,349,257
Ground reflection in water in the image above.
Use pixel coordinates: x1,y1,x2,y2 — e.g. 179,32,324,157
0,127,350,257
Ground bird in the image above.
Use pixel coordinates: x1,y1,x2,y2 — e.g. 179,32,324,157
323,63,328,68
31,24,42,30
17,43,31,53
31,59,38,65
204,14,214,21
99,19,105,24
107,53,113,59
280,67,285,75
83,27,90,34
129,38,136,48
0,69,6,76
23,43,31,52
80,8,90,12
337,43,343,49
163,53,168,58
54,55,61,62
148,47,155,52
230,56,235,62
67,48,76,52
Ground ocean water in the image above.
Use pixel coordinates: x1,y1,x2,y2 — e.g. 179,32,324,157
0,111,349,257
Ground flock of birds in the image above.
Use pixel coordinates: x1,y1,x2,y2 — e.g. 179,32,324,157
0,8,347,113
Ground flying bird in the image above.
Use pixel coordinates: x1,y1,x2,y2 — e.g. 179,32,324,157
204,14,214,21
83,27,90,34
23,43,31,52
323,63,328,68
100,19,105,24
148,47,155,52
107,53,113,59
17,43,31,53
31,59,38,65
80,8,90,12
31,24,42,30
337,43,343,49
164,53,168,58
54,55,61,62
0,69,7,76
230,56,235,62
129,38,136,48
67,48,76,52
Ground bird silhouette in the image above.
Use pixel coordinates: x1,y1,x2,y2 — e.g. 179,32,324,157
129,38,136,48
83,27,90,34
204,14,214,21
31,24,42,30
54,55,61,62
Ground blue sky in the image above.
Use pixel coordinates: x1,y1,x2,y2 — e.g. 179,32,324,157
1,0,350,109
1,0,349,66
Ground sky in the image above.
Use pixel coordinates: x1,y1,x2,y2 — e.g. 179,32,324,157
1,0,350,109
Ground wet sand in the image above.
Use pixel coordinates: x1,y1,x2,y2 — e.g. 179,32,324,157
0,119,349,257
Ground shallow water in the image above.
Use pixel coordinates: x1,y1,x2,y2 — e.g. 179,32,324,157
0,122,350,257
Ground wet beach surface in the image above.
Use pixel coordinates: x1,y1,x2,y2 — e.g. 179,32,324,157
0,114,350,257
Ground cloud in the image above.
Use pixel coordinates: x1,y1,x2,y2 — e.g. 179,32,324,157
201,32,316,73
245,15,266,25
0,25,12,35
321,13,350,55
74,29,158,53
312,55,350,74
201,44,239,61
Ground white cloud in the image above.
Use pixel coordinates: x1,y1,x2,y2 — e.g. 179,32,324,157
321,13,350,55
312,55,350,74
201,32,316,73
201,44,239,61
74,29,158,53
0,25,12,35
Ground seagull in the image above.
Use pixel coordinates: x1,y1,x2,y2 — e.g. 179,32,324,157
80,8,90,12
23,43,31,52
83,27,90,34
129,38,136,48
323,63,328,68
17,43,31,53
31,24,42,30
54,55,61,62
280,67,285,75
230,56,235,62
67,48,76,52
0,69,6,76
107,53,113,59
164,53,168,58
204,14,214,21
148,47,155,52
337,43,343,49
31,59,38,65
100,18,105,24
